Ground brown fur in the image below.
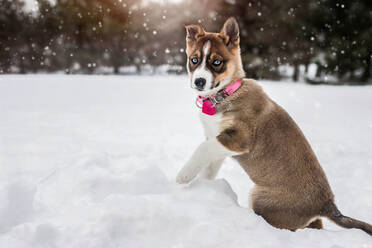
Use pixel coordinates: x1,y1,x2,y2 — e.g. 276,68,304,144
217,79,334,230
185,17,372,235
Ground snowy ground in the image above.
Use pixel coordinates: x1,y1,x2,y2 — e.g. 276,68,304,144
0,75,371,248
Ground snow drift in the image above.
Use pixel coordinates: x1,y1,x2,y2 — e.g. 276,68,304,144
0,75,371,247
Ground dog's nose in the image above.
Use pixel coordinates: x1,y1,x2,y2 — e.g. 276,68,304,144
194,78,206,90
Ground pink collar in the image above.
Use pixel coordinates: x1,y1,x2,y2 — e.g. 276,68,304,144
196,79,242,116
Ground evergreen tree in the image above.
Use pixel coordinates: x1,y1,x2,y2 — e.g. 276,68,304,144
0,0,30,73
216,0,314,81
0,0,370,83
309,0,372,83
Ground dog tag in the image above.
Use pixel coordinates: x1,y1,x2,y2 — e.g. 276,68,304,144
202,100,217,116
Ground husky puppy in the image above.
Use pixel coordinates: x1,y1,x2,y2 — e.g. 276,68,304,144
176,17,372,235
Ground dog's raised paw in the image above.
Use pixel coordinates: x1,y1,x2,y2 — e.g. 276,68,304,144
176,173,192,184
176,168,196,184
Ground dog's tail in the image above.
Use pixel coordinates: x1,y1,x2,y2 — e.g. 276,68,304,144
321,200,372,236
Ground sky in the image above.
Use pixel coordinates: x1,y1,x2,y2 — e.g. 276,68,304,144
23,0,38,11
24,0,57,12
23,0,183,11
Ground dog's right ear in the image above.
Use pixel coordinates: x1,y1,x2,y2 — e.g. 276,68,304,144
220,17,239,48
185,24,205,43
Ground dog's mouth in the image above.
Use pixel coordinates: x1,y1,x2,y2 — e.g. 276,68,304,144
190,80,222,95
192,83,218,91
196,85,204,91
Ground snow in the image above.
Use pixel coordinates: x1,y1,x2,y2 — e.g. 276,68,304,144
0,75,372,247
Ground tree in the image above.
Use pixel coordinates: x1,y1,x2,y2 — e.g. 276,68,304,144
309,0,372,83
0,0,31,73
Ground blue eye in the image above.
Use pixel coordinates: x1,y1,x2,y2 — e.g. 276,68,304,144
191,58,198,64
213,60,221,66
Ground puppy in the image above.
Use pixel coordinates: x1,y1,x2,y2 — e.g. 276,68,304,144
176,17,372,235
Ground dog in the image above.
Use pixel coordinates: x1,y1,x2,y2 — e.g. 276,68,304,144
176,17,372,235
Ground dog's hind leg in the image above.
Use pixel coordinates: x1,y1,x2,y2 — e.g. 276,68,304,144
199,159,224,179
306,219,323,229
250,186,313,230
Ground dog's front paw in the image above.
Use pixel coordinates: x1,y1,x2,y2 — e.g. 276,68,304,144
176,165,198,184
176,173,193,184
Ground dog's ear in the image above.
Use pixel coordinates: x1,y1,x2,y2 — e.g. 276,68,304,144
185,24,205,43
220,17,240,48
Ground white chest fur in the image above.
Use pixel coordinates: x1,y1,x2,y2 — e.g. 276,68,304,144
199,112,222,139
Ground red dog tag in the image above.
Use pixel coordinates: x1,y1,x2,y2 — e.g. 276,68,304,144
202,100,217,116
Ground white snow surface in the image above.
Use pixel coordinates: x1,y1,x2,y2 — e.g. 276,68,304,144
0,75,372,247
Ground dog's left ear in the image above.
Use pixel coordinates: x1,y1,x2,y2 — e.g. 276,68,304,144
220,17,240,48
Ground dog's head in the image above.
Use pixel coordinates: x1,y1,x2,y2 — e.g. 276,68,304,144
185,17,245,96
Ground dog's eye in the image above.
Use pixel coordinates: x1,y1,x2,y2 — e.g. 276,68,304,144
191,58,198,64
213,60,222,66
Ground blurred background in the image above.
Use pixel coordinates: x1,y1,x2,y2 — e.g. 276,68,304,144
0,0,371,84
